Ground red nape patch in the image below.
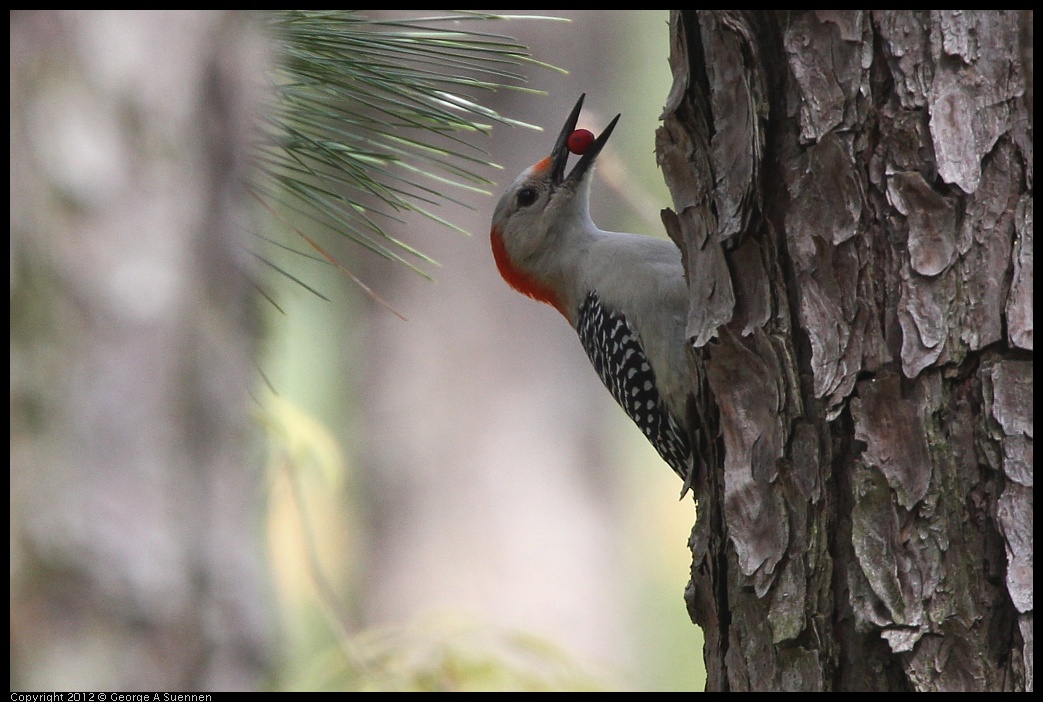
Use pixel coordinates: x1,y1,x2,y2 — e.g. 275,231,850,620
490,226,565,317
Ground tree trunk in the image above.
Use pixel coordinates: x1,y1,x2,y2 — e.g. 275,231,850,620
10,11,272,690
658,10,1032,691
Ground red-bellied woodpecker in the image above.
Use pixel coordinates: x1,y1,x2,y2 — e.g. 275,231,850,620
490,95,695,496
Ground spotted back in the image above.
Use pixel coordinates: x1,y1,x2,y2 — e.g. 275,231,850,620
576,291,692,481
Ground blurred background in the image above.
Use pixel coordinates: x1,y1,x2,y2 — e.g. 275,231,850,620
11,10,702,691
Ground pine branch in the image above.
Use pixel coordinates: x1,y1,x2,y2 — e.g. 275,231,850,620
254,10,564,300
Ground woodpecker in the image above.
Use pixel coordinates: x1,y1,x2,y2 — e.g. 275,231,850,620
490,95,695,496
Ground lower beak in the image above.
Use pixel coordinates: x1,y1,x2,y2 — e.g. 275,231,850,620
548,94,620,186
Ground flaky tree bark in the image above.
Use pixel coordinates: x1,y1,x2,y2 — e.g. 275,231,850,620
658,10,1031,691
10,12,272,690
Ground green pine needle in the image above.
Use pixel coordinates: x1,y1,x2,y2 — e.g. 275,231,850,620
254,10,564,300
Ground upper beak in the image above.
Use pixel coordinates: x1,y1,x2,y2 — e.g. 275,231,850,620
548,93,621,186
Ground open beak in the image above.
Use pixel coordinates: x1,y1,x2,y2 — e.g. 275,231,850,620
547,94,621,186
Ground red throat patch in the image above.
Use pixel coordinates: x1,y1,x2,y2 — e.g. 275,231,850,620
490,226,565,317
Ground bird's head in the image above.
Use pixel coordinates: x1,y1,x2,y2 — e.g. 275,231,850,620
490,95,619,313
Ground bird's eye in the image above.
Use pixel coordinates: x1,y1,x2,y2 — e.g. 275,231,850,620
516,188,538,208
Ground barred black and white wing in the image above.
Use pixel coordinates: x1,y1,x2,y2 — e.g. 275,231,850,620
576,291,692,482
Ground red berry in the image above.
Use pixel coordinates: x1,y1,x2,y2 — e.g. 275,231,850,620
567,129,595,155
